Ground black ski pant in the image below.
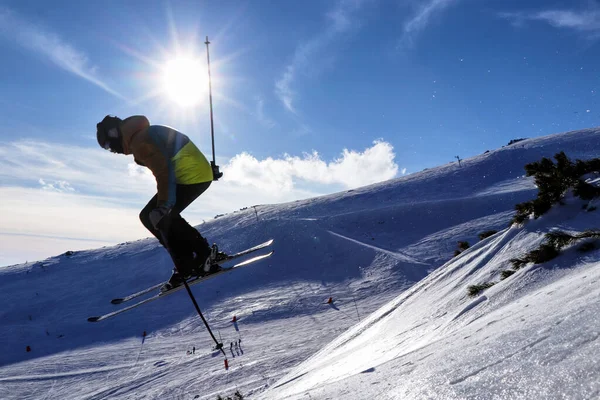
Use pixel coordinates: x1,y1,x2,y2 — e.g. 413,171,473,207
139,181,212,275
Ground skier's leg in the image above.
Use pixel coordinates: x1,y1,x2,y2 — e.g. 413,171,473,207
159,182,213,290
139,194,163,243
170,182,214,273
139,182,210,249
139,195,194,285
140,194,200,281
163,214,198,276
172,181,212,214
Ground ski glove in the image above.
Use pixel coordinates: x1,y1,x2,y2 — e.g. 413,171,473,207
149,206,171,230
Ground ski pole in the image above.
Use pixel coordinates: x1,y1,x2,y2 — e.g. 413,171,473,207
205,36,222,180
159,230,225,356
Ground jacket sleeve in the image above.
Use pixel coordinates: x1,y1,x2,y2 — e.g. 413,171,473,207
135,143,177,207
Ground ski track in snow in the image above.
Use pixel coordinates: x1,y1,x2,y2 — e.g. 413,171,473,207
451,295,487,321
327,229,426,264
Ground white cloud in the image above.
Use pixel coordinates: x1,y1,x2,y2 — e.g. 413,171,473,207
537,10,600,31
224,140,399,192
275,0,371,113
0,139,154,202
500,5,600,36
127,163,153,179
255,96,277,128
0,7,123,98
39,178,75,192
275,65,297,114
399,0,457,49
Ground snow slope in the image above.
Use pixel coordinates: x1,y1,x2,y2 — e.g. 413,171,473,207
263,200,600,399
1,128,599,399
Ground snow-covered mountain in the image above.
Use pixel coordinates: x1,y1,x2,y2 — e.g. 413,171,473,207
1,128,599,399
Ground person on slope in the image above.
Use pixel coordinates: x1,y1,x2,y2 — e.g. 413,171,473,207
96,115,225,291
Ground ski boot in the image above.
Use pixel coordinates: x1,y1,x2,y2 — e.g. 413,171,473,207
196,244,226,277
160,269,190,293
210,243,228,264
160,254,195,293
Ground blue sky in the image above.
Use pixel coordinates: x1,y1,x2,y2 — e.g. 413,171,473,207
1,0,599,266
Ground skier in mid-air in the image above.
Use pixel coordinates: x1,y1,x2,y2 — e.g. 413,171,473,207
96,114,224,291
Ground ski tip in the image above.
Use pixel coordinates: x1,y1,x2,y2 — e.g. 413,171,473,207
111,298,124,305
87,316,100,322
234,250,274,267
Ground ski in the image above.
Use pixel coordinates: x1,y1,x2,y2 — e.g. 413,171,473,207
88,250,274,322
110,239,274,305
110,282,164,305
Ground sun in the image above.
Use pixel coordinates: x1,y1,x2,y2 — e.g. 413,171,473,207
162,57,207,108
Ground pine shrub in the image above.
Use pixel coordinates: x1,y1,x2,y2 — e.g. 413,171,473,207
547,230,600,249
510,229,600,269
509,244,559,267
507,138,527,146
500,270,516,280
453,241,471,257
545,231,577,249
574,181,600,200
478,230,498,240
510,257,529,269
467,282,495,297
458,241,470,251
216,392,244,400
528,244,560,264
511,152,600,225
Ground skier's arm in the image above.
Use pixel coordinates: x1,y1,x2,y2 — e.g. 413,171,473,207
136,143,176,207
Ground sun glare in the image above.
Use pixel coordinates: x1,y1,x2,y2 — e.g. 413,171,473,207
162,57,207,108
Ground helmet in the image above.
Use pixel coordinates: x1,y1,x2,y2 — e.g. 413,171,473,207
96,115,124,154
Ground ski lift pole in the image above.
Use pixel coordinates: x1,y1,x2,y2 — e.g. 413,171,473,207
205,36,222,180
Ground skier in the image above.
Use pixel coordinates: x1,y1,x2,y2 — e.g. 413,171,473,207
96,115,224,291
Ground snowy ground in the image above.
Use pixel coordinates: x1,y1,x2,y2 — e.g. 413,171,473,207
1,128,599,399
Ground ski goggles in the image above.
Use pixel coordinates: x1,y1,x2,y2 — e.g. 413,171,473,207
102,128,120,150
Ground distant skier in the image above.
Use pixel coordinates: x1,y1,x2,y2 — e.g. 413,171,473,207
96,115,224,291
